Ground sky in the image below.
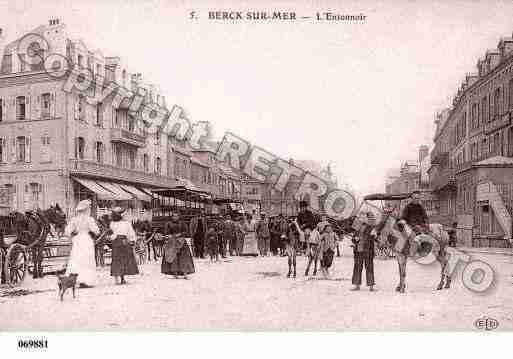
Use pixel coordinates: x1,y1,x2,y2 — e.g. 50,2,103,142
2,0,513,198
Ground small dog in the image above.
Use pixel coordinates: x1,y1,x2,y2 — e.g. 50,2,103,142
57,273,78,301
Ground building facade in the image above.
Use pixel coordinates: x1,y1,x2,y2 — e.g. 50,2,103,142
429,35,513,247
0,20,175,219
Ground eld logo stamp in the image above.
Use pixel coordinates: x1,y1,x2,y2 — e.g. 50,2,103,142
474,316,499,331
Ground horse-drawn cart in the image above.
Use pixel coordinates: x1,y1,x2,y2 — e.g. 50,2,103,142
1,215,29,286
0,206,67,286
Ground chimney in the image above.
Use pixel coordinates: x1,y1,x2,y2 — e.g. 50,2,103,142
419,145,429,163
49,19,60,26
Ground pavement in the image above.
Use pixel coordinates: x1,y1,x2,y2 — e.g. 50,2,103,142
1,240,512,331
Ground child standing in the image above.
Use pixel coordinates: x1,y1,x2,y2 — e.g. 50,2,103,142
319,224,338,279
206,227,219,262
304,225,321,276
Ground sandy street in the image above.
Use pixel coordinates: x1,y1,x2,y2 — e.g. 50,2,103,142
1,242,513,331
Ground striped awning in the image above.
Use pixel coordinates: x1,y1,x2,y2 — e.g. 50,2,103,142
118,184,152,202
95,181,133,201
73,178,123,201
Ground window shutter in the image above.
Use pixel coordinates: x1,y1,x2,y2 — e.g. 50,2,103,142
25,136,31,163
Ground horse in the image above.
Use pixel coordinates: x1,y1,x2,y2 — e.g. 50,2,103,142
376,214,450,293
8,204,66,279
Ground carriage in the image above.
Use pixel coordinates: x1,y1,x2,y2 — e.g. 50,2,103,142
0,205,68,286
0,215,28,286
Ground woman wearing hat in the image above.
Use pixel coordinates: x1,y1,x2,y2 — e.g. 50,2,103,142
110,207,139,284
64,199,100,288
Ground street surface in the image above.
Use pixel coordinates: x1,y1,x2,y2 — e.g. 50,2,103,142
1,241,513,331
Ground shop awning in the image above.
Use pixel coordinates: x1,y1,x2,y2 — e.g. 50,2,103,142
73,178,122,201
118,184,152,202
95,181,133,201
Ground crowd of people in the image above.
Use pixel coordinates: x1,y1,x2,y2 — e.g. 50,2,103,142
62,190,442,293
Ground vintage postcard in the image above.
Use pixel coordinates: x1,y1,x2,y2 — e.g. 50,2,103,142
0,0,512,346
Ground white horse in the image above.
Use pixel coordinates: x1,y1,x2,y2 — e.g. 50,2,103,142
377,214,451,293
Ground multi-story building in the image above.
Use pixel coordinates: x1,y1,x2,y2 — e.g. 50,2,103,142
385,146,438,216
0,20,177,219
429,34,513,247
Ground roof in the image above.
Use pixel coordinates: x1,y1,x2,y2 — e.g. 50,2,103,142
475,156,513,166
363,193,411,201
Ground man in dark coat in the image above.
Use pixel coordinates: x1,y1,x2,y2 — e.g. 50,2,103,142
297,200,316,251
189,213,207,258
400,191,428,232
351,212,377,291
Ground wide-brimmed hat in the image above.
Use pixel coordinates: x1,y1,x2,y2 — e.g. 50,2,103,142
111,206,126,214
366,212,376,222
75,200,91,213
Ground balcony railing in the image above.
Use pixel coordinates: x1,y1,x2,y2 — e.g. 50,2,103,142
69,159,179,188
110,128,146,147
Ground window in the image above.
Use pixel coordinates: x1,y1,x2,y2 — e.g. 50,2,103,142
509,80,513,109
0,137,5,163
128,117,135,132
96,102,103,127
1,54,12,73
30,183,42,208
129,149,136,169
494,88,501,120
41,136,51,162
155,157,162,175
16,96,26,120
96,64,101,77
481,138,488,158
0,98,3,122
495,132,502,155
78,95,85,120
75,137,85,160
481,96,488,123
143,154,149,172
471,103,477,129
77,54,83,68
16,136,30,162
95,142,104,163
155,131,161,145
114,145,122,167
41,93,51,119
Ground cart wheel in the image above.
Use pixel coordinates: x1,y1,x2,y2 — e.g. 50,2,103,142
4,243,27,286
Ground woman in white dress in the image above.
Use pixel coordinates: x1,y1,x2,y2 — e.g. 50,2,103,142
241,214,259,256
65,199,99,288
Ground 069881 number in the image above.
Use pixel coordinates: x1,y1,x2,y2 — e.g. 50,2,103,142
18,339,48,349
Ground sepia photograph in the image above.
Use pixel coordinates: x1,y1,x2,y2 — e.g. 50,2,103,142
1,0,513,347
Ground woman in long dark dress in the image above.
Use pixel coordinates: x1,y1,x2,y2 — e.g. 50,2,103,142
110,207,139,285
162,219,195,279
